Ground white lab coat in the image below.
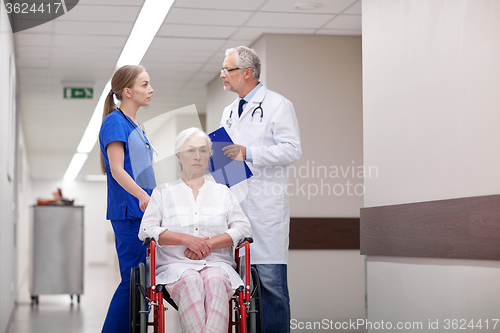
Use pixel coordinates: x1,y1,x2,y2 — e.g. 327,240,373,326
219,85,301,264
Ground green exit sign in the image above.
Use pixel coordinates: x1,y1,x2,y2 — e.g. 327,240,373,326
64,87,93,99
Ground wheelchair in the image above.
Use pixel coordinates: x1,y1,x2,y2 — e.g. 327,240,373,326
130,237,263,333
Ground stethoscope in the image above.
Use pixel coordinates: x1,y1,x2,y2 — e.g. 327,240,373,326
226,93,266,128
118,108,158,156
251,102,264,122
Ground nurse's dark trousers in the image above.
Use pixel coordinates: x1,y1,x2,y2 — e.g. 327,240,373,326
102,218,146,333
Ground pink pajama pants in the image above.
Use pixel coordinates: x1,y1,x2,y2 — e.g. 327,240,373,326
165,266,234,333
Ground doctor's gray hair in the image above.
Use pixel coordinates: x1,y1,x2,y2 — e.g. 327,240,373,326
225,46,261,81
175,127,212,156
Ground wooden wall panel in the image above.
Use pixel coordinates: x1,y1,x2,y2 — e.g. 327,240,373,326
360,194,500,260
289,217,360,250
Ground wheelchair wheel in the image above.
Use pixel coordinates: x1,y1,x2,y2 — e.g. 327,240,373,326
130,263,147,333
248,266,264,333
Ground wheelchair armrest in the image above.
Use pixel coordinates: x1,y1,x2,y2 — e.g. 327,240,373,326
236,237,253,249
243,237,253,244
143,237,155,246
238,237,253,245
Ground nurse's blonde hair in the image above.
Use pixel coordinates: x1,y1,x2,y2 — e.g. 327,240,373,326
100,65,146,174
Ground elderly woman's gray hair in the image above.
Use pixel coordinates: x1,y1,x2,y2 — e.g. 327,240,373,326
175,127,212,156
225,46,261,81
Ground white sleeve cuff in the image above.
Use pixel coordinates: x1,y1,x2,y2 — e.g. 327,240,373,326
225,229,242,247
246,147,253,163
142,226,168,248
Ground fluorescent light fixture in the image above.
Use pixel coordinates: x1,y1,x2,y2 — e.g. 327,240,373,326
294,2,321,10
64,153,88,181
77,80,111,153
64,0,174,180
116,0,175,67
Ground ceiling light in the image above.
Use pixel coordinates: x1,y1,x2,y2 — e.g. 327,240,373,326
64,0,174,180
116,0,175,67
64,153,88,181
294,2,321,10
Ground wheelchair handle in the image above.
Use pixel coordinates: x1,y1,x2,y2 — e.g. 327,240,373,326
143,237,155,246
243,237,253,244
236,237,253,250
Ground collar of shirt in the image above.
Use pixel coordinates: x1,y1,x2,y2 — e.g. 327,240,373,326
177,177,208,195
239,82,263,106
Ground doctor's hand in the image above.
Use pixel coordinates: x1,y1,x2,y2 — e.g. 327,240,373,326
223,144,246,161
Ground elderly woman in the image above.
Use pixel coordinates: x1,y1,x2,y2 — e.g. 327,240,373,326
139,127,252,333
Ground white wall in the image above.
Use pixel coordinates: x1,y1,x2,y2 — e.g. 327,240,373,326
206,34,365,327
363,0,500,331
150,114,178,184
206,76,236,133
15,123,33,305
363,0,500,207
0,3,17,331
264,34,364,218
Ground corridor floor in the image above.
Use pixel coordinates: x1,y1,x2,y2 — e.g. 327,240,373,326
7,261,181,333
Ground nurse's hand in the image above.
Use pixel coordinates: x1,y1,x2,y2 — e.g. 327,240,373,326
138,193,150,212
223,144,246,161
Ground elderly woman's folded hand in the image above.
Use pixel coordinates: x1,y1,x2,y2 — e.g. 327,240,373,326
181,234,211,259
184,248,206,260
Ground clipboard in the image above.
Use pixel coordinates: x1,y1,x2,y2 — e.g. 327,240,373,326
208,127,253,187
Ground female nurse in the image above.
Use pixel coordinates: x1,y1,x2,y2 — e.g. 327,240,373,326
98,65,155,333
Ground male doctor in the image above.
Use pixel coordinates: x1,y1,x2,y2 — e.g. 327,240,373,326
219,46,302,333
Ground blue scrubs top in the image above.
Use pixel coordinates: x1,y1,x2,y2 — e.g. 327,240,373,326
99,110,156,220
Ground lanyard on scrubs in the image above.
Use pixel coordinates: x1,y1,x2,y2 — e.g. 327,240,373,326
117,108,158,156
